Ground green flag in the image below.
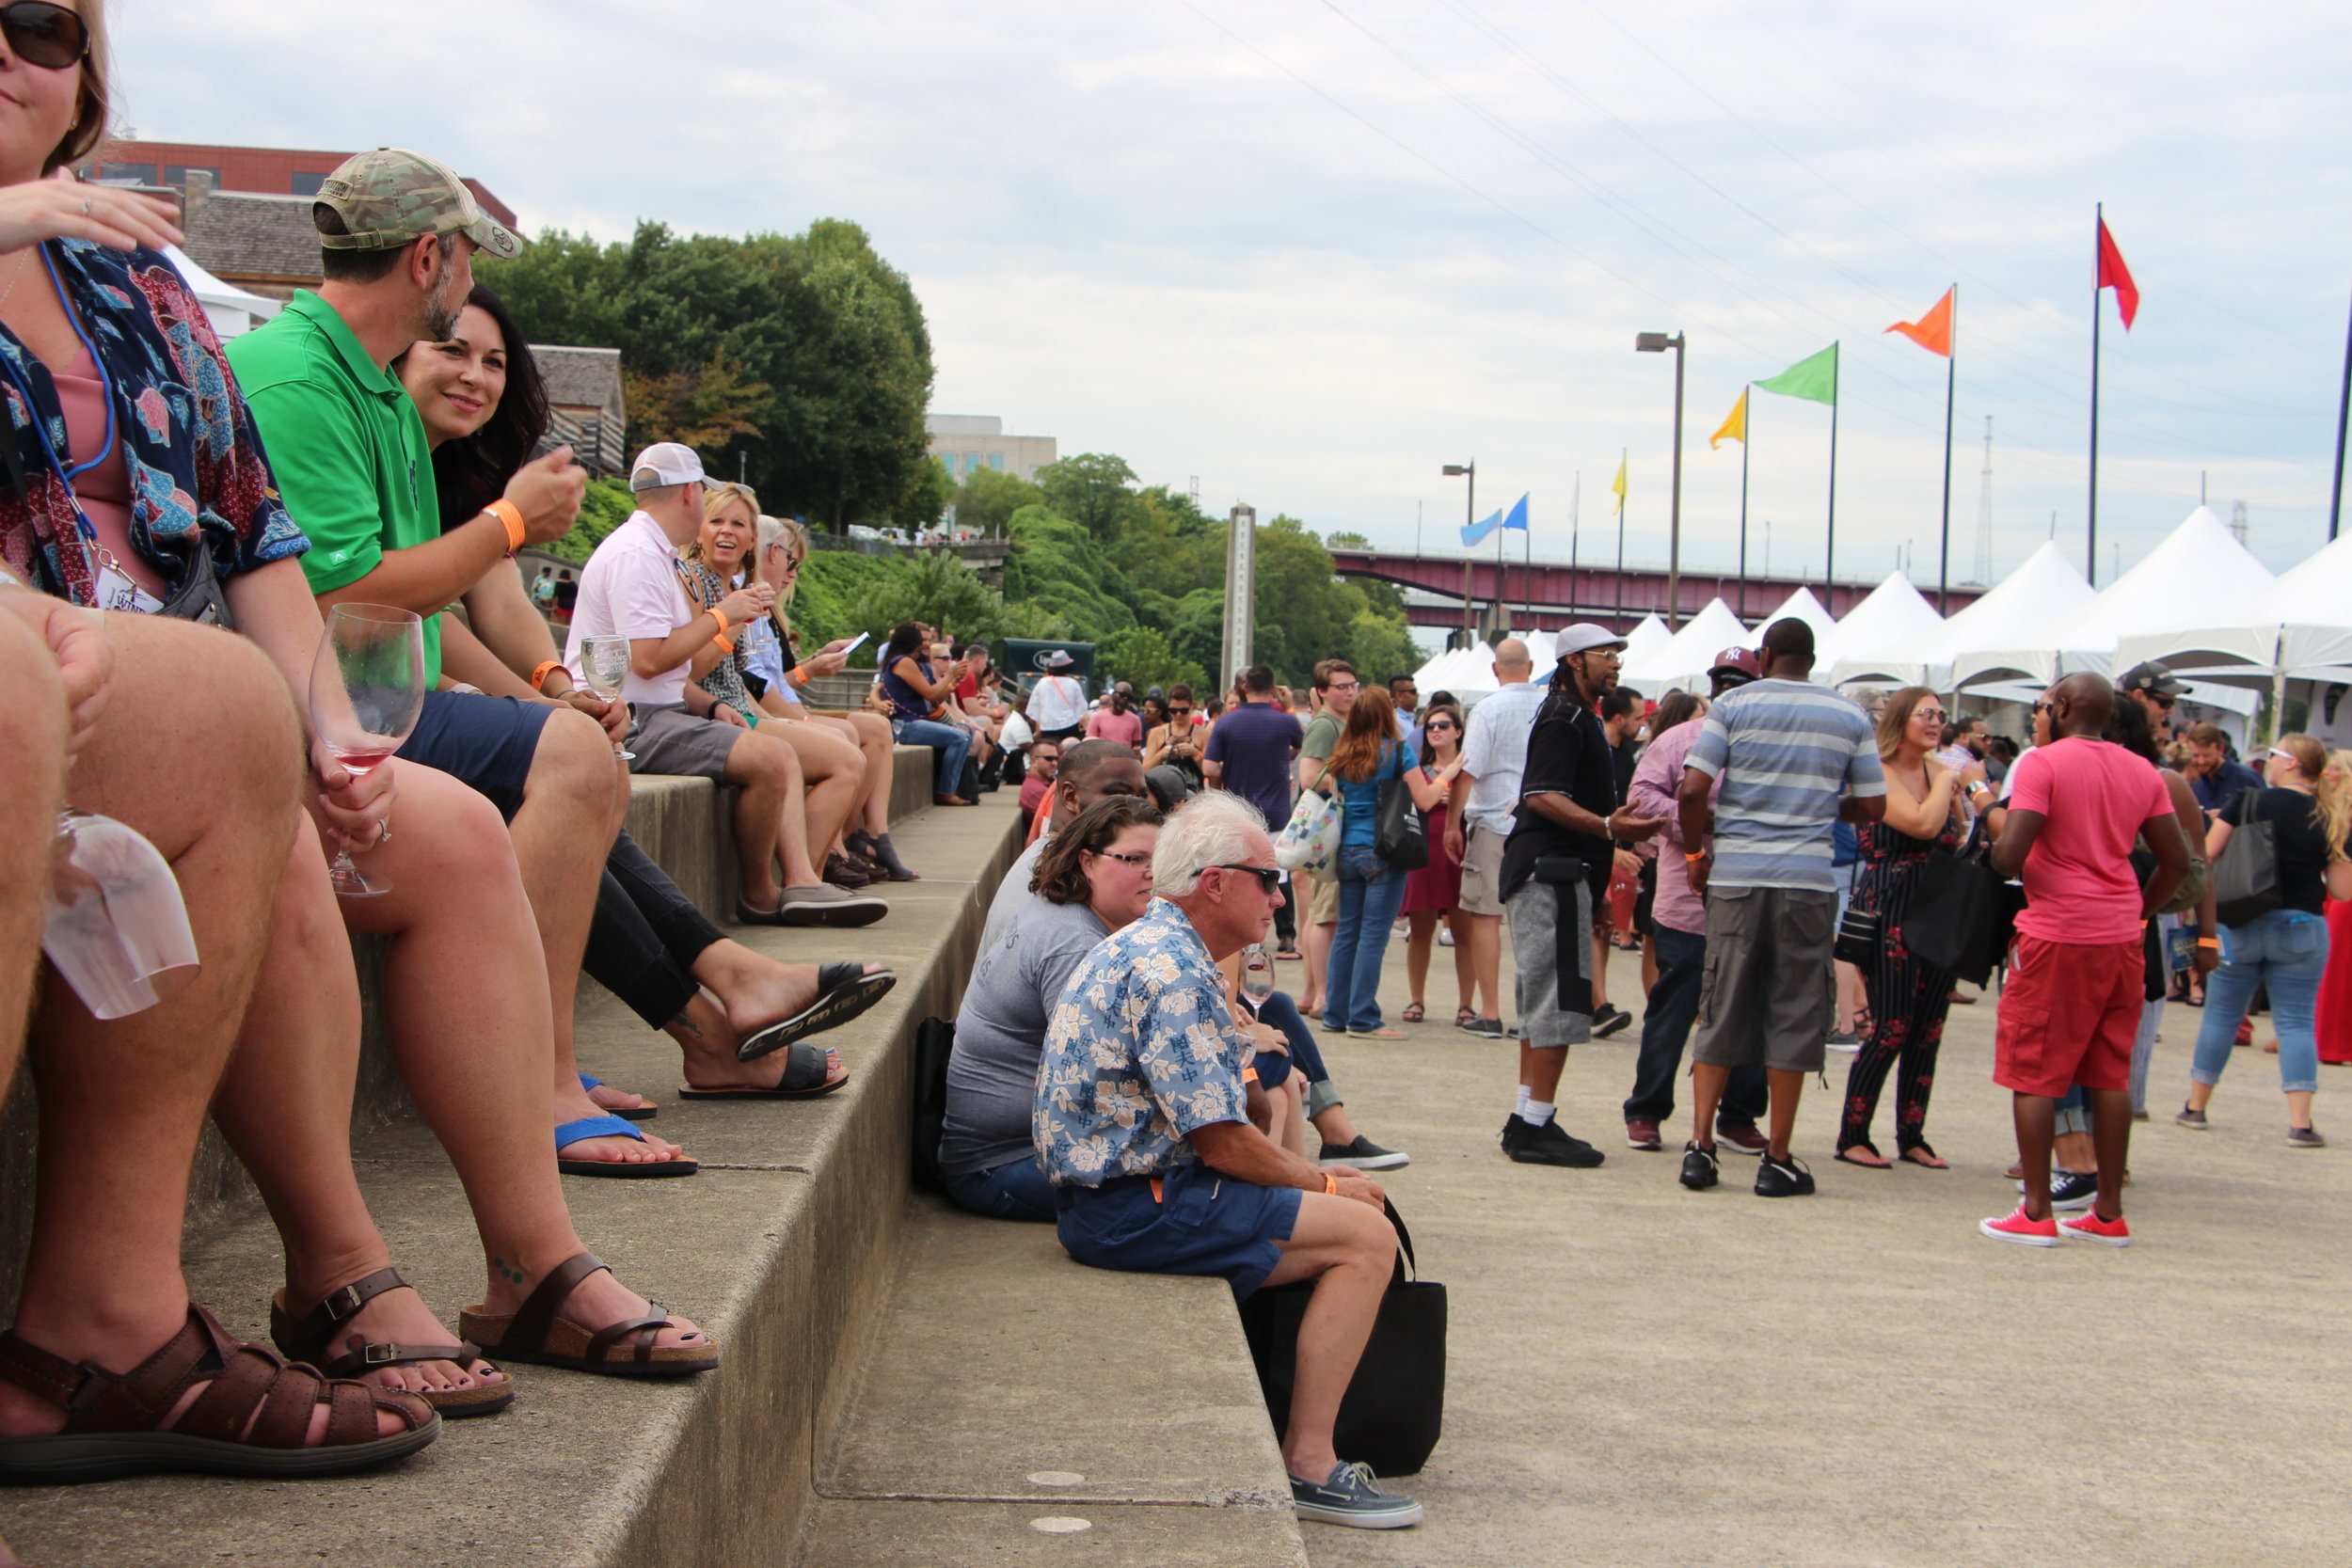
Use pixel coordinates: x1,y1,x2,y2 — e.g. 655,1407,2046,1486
1755,342,1838,405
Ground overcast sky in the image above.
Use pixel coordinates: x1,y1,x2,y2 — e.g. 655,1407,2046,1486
120,0,2352,593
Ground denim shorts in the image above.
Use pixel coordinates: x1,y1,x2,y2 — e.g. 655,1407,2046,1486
1055,1162,1302,1300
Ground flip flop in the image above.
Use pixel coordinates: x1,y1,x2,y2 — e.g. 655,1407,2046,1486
1899,1143,1949,1169
733,963,895,1064
555,1115,697,1179
678,1041,849,1101
1835,1143,1892,1168
578,1072,656,1121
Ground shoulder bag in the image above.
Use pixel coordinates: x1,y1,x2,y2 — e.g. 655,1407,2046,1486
2211,792,2281,928
1899,818,2017,987
1374,750,1430,872
1237,1199,1445,1478
1275,786,1340,874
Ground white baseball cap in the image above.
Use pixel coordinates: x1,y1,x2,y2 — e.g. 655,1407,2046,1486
1553,623,1628,660
628,442,707,492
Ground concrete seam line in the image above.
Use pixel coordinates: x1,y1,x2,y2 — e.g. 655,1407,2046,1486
810,1489,1295,1511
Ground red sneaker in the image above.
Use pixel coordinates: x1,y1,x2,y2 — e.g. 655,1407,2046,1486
1713,1123,1769,1156
1979,1204,2059,1247
2058,1210,2133,1247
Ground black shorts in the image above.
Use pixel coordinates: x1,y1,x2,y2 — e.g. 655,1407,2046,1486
403,690,553,822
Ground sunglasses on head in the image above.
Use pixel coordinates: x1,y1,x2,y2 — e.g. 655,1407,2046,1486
1212,863,1282,895
2,2,88,70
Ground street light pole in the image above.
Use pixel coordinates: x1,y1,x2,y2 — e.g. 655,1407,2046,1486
1636,331,1687,627
1443,461,1475,643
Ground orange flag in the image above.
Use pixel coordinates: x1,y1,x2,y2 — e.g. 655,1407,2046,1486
1884,288,1954,357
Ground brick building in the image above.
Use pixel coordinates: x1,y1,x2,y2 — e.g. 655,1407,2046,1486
95,139,516,225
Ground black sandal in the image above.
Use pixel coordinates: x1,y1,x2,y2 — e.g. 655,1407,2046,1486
460,1254,718,1378
678,1040,849,1100
271,1267,513,1418
1899,1142,1949,1169
1835,1142,1892,1168
731,963,895,1064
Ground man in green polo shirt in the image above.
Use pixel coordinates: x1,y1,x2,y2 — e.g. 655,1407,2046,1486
226,148,674,1175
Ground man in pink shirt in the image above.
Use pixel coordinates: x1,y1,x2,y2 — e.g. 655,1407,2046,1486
1981,675,2188,1247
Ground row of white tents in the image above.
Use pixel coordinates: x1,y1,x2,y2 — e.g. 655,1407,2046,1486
1411,506,2352,746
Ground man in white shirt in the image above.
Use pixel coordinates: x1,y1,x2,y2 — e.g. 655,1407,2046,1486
1442,638,1546,1037
1026,650,1089,740
566,444,883,928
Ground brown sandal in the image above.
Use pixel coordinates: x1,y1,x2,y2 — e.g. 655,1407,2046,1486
0,1304,437,1483
272,1267,514,1418
459,1253,719,1378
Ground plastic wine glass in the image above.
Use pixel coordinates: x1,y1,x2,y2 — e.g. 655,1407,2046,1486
308,604,426,897
580,635,635,760
45,808,199,1019
1240,942,1277,1017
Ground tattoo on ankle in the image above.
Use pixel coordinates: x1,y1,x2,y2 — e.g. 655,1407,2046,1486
491,1256,527,1286
670,1012,704,1037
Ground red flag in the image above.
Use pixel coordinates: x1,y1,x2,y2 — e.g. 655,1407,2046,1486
1884,287,1954,356
2097,217,2138,330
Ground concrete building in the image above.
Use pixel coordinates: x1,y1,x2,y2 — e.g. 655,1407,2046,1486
926,414,1057,485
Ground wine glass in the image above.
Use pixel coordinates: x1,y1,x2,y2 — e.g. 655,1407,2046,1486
45,809,199,1019
309,604,426,897
1239,942,1276,1017
580,635,635,760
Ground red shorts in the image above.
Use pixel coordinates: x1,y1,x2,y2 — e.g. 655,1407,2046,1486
1994,933,2145,1098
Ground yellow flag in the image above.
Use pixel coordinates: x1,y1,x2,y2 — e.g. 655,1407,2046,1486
1709,388,1747,450
1610,452,1629,515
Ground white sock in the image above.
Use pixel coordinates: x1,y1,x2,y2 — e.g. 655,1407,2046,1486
1515,1086,1531,1118
1525,1100,1556,1127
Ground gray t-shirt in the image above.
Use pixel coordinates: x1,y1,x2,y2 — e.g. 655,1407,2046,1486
941,895,1109,1177
978,833,1050,957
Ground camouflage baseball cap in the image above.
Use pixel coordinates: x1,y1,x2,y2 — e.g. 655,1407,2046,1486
312,147,521,261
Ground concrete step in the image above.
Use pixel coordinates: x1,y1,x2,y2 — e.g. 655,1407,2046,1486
799,1196,1307,1567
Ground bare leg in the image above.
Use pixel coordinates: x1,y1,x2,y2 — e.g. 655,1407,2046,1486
770,721,864,867
834,711,897,835
1405,911,1436,1009
0,610,64,1096
722,728,796,909
1448,910,1478,1013
1302,913,1334,1017
1467,911,1502,1022
2011,1092,2058,1220
1764,1067,1804,1162
1261,1193,1396,1480
1590,921,1612,1011
2088,1086,2133,1221
1690,1061,1729,1150
2053,1130,2098,1174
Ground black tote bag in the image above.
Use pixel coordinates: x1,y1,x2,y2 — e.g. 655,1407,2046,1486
1374,777,1430,872
1899,826,2017,987
1237,1200,1445,1478
909,1017,954,1191
2211,794,2281,928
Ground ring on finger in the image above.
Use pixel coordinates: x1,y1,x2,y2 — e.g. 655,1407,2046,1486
377,817,392,844
78,196,88,215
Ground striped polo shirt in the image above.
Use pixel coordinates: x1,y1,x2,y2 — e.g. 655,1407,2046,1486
1684,678,1884,891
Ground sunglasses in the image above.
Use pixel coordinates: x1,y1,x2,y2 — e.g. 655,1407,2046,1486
1094,849,1153,867
1424,720,1458,732
2032,702,2055,715
4,3,87,70
1212,863,1283,895
1915,708,1947,723
2152,695,2178,709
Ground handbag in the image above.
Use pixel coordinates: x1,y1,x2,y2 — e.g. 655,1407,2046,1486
1833,901,1883,966
1899,821,2016,987
1374,768,1429,873
1275,787,1341,874
1237,1200,1445,1478
2211,799,2280,927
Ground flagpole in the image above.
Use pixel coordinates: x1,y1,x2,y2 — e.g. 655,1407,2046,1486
2330,280,2351,543
1523,502,1533,625
1825,342,1840,600
1496,497,1506,634
1938,287,1957,612
1614,447,1628,623
2089,202,2103,586
1738,401,1750,621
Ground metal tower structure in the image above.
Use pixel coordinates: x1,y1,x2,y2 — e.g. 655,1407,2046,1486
1970,416,1994,586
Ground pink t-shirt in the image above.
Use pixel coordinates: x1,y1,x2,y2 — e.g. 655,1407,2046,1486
2007,736,2173,944
1087,708,1144,747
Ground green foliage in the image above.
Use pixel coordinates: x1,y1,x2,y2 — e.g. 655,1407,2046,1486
951,467,1044,537
1036,452,1139,538
491,217,933,531
1326,530,1373,549
785,550,907,656
1099,626,1208,694
1002,505,1137,640
545,477,637,563
840,549,1070,659
896,455,953,530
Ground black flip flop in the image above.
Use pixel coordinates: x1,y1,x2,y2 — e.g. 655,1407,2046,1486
677,1040,850,1101
732,964,895,1064
1834,1143,1892,1168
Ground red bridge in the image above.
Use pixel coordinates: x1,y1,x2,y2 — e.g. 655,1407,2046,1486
1327,547,1984,635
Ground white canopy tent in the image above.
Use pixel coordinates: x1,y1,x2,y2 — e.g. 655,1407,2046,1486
1623,597,1750,695
2049,507,2278,680
1820,573,1945,688
1410,643,1492,699
1940,541,2102,690
1620,613,1672,672
2114,526,2352,682
1741,586,1836,653
162,245,282,340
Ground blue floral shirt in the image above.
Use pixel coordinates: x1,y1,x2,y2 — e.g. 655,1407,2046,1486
0,241,306,606
1032,896,1253,1187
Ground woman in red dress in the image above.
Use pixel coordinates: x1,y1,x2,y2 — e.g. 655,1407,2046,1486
1401,704,1473,1023
2316,748,2352,1065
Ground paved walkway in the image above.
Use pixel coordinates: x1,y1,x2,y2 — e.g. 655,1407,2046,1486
1295,934,2349,1568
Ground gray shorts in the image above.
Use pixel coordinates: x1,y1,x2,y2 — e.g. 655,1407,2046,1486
1457,823,1508,916
1691,884,1836,1074
1506,877,1592,1050
625,703,742,781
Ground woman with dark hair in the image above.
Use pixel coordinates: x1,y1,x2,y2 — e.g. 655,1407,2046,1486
880,620,975,805
1400,703,1473,1025
942,797,1165,1220
2101,692,2215,1122
1836,686,1982,1167
1319,686,1447,1036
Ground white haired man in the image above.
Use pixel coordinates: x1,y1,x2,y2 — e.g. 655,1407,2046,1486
1032,793,1422,1530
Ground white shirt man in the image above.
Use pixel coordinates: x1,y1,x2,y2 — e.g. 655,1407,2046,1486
1446,638,1547,1034
564,508,698,705
1028,658,1089,736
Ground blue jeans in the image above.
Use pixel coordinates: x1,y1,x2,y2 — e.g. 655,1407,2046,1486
942,1157,1057,1223
1248,990,1340,1117
2191,909,2331,1095
892,716,973,796
1325,845,1410,1032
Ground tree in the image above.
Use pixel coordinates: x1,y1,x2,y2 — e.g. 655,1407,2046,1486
1036,453,1138,538
844,549,1070,653
1100,626,1208,694
545,476,637,563
1326,530,1374,550
621,347,769,453
951,467,1043,537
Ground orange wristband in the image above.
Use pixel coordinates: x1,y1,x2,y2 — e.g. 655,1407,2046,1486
1241,1065,1259,1084
485,499,527,555
529,659,564,693
705,608,735,653
1323,1172,1340,1196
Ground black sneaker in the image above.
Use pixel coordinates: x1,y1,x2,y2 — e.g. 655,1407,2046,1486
1319,1135,1409,1170
1289,1461,1422,1529
1755,1150,1816,1196
1507,1118,1606,1167
2049,1168,2101,1211
1499,1113,1531,1153
1592,1003,1633,1039
1460,1016,1505,1038
1678,1140,1720,1190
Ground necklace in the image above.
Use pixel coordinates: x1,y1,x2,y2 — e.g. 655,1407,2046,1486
0,247,33,316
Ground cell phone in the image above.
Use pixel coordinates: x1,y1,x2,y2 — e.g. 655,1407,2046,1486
839,631,871,657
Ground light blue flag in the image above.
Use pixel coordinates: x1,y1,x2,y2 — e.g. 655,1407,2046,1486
1461,508,1504,546
1502,494,1529,531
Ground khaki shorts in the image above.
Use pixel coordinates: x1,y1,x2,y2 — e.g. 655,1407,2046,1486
1691,885,1836,1074
1457,823,1509,916
1310,870,1341,926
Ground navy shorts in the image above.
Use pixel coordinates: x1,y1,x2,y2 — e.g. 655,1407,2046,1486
403,690,553,822
1055,1162,1302,1300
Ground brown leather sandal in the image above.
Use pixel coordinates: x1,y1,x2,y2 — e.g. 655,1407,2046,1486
0,1304,437,1483
271,1267,514,1419
459,1253,719,1378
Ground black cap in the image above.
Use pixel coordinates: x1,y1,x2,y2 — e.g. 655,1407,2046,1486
2121,660,2187,697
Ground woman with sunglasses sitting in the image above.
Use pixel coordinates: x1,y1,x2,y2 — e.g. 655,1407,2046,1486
941,797,1164,1221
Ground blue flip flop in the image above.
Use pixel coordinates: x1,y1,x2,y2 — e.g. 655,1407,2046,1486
555,1115,697,1179
577,1072,657,1120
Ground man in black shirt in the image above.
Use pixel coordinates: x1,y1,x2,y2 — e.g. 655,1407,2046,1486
1496,625,1666,1166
